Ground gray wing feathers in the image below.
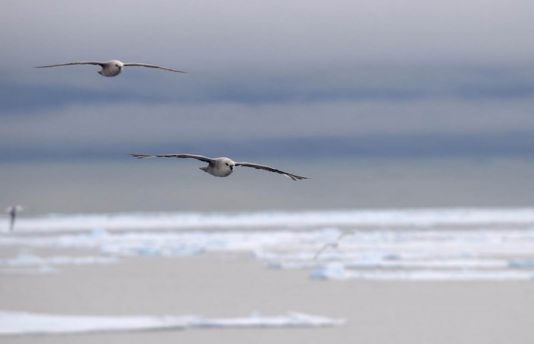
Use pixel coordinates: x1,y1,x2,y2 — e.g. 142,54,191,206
130,153,212,163
35,61,104,68
123,63,186,73
235,162,308,181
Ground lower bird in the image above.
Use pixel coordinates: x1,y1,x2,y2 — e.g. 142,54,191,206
130,153,308,181
35,59,185,77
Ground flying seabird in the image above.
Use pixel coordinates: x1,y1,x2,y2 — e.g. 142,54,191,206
35,59,185,77
314,232,352,260
5,205,23,232
130,153,308,181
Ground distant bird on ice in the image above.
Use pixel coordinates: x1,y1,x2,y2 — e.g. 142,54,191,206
130,153,308,181
35,59,186,77
5,205,23,232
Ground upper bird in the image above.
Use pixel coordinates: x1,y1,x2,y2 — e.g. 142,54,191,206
35,59,186,77
130,153,308,181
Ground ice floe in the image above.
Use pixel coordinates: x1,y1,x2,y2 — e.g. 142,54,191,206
0,311,344,335
2,208,534,281
6,208,534,233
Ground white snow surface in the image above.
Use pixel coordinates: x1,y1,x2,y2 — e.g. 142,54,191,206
0,311,344,335
7,208,534,233
2,208,534,281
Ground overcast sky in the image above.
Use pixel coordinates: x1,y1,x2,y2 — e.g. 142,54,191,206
2,0,534,161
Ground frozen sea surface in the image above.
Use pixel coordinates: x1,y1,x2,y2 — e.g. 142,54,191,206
1,208,534,281
7,208,534,232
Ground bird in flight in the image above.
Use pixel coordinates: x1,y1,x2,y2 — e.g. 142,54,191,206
313,232,352,260
130,153,308,181
35,59,186,77
5,205,23,232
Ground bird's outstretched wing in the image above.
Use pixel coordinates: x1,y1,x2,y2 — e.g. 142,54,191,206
313,243,337,260
35,61,104,68
130,153,213,163
313,232,350,260
235,162,308,181
123,63,186,73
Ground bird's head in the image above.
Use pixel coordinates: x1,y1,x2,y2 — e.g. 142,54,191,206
220,157,235,171
108,59,124,68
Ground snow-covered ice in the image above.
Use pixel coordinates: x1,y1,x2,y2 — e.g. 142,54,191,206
0,311,345,335
2,208,534,281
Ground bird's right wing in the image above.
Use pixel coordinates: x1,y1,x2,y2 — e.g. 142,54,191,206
123,63,186,73
130,153,213,163
313,243,336,260
235,162,308,181
35,61,104,68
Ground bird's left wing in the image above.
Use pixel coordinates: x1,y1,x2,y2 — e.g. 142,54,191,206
123,63,186,73
34,61,104,68
313,243,337,260
235,162,308,181
130,153,213,163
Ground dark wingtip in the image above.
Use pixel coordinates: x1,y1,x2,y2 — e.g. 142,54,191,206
290,175,309,181
129,153,147,159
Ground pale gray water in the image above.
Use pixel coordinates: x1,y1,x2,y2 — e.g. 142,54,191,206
1,157,533,214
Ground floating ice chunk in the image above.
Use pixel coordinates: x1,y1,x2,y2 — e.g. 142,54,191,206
509,259,534,269
0,253,117,274
311,269,534,281
0,311,345,335
0,254,118,267
135,246,161,256
171,244,204,256
90,228,109,238
310,263,348,280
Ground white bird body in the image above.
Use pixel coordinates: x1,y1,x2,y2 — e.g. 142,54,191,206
35,59,185,77
200,157,235,177
130,154,308,181
98,60,124,77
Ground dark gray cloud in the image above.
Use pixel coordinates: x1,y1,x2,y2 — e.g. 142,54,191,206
2,63,534,114
1,0,534,163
